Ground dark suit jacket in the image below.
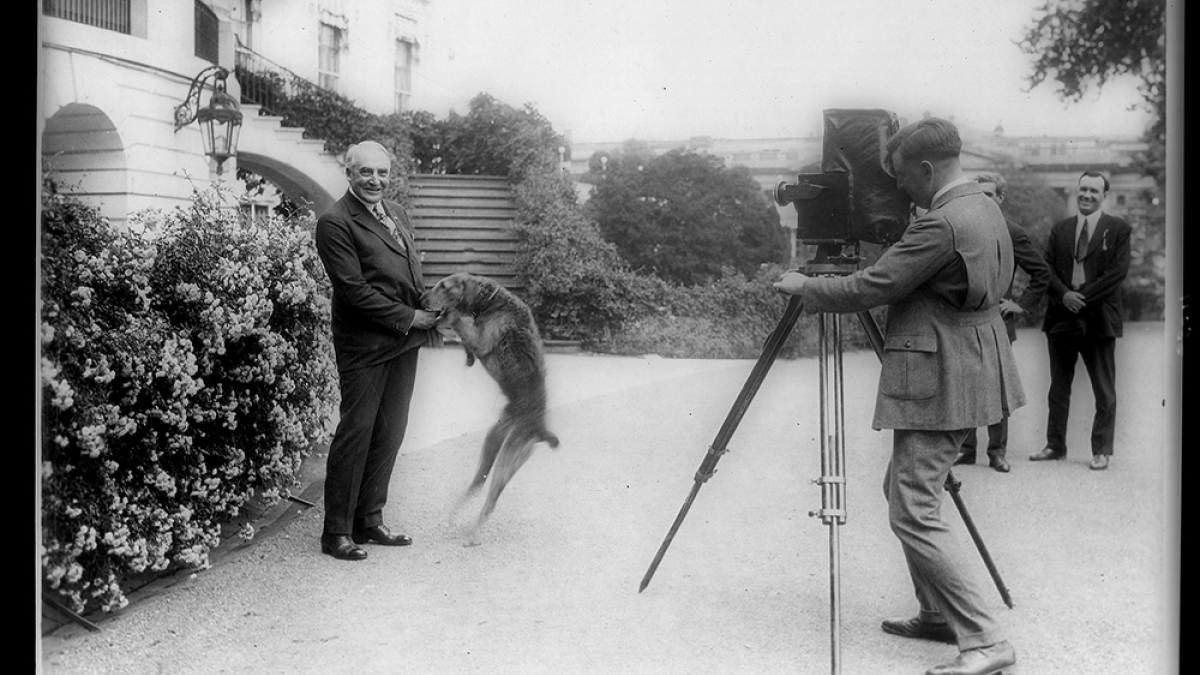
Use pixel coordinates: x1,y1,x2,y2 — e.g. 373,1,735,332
315,192,439,372
1041,212,1131,339
804,182,1026,431
1003,219,1051,342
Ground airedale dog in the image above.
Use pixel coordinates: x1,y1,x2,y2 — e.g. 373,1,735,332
422,273,560,544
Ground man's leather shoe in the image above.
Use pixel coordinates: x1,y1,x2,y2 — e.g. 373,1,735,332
321,534,367,561
1090,454,1110,471
1029,447,1065,461
953,453,975,466
925,640,1016,675
989,458,1010,473
352,525,413,547
881,617,956,644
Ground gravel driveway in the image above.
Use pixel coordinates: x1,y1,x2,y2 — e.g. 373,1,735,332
39,323,1177,675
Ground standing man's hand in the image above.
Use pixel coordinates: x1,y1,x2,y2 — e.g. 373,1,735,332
999,298,1022,318
1062,291,1087,313
411,309,441,330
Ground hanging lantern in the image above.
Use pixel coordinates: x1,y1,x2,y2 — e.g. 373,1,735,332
174,66,244,175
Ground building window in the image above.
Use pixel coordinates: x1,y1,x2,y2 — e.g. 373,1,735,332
394,39,414,113
318,22,343,91
195,1,219,64
43,0,131,34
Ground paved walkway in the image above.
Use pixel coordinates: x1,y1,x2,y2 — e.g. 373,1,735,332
39,323,1179,674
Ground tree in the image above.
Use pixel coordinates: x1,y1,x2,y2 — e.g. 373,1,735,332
995,164,1070,251
434,94,567,180
1017,0,1167,186
584,144,789,286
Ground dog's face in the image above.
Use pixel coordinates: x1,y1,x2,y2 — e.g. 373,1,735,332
422,273,479,314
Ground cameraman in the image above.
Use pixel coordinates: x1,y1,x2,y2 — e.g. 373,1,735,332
774,117,1021,675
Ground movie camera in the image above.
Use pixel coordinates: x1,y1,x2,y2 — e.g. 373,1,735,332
773,108,911,270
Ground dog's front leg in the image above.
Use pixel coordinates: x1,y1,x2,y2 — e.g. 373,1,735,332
447,314,481,367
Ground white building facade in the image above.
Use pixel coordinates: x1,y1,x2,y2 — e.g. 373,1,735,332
39,0,431,227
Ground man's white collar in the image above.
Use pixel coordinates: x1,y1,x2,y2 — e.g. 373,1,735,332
931,177,971,206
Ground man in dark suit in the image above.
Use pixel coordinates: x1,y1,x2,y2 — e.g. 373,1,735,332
775,118,1019,675
1030,171,1131,471
314,141,442,561
954,172,1050,473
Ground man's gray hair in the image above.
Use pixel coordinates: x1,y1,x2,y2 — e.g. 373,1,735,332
344,141,393,169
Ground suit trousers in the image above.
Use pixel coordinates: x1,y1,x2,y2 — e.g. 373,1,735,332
958,417,1009,463
885,429,1004,651
323,348,420,535
1045,335,1116,456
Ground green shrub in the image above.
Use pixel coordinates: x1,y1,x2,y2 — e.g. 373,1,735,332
511,172,654,342
597,264,884,359
39,185,337,613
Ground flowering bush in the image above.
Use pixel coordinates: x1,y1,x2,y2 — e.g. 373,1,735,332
39,184,338,613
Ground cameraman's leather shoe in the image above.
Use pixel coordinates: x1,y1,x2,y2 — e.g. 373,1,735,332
953,452,975,466
1029,447,1065,461
352,524,413,547
925,640,1016,675
321,534,367,561
1090,454,1110,471
989,458,1010,473
881,617,955,644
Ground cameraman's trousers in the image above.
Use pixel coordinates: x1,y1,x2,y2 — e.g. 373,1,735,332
885,429,1005,651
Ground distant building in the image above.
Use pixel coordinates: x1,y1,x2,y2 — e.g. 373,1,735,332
566,125,1156,233
968,132,1156,215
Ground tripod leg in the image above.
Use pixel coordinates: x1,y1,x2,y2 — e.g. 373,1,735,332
639,296,806,592
812,311,848,675
945,476,1015,608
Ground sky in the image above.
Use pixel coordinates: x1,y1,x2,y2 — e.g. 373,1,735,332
414,0,1154,143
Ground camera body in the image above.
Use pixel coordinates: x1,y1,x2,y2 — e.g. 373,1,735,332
775,109,911,247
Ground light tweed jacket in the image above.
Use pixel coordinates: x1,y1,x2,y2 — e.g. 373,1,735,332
803,182,1027,431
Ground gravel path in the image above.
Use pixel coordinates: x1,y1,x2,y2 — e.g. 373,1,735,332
39,323,1177,674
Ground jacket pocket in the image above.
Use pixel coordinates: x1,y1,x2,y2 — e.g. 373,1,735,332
880,334,938,400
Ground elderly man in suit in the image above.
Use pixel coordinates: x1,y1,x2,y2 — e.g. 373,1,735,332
1030,171,1131,471
775,118,1021,675
314,140,442,561
953,172,1051,473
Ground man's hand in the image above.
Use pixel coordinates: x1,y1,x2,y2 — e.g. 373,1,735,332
773,271,810,297
999,298,1023,318
411,309,441,330
1062,291,1087,313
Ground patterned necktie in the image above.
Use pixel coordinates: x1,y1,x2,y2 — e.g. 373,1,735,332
375,205,406,250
